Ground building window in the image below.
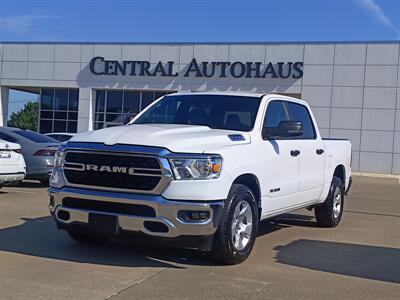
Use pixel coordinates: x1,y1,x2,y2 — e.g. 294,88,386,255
94,90,174,130
39,88,79,133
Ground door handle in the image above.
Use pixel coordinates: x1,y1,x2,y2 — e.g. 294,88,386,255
316,149,324,155
290,150,300,157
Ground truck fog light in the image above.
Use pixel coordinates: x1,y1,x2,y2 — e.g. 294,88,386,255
57,210,70,221
178,210,210,222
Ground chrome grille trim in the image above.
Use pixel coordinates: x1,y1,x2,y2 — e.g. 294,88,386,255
62,149,173,195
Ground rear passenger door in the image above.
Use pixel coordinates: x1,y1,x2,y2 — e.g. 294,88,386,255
286,102,325,202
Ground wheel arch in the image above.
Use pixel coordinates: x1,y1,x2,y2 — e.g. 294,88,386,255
232,173,262,219
333,164,346,185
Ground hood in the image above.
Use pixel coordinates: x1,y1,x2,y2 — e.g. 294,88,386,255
70,124,251,153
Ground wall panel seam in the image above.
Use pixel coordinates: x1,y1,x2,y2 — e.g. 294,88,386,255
328,44,336,138
390,44,400,173
358,44,368,171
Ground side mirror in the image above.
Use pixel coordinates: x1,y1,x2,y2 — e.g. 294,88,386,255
263,121,303,139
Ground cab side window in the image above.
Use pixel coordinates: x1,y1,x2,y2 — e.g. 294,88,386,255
286,102,316,139
264,101,289,128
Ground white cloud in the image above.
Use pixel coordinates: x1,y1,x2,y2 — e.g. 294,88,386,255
0,14,56,36
357,0,400,36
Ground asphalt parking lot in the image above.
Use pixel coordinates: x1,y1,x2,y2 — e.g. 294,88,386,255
0,176,399,299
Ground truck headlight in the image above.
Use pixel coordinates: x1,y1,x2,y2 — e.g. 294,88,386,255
50,149,66,188
169,156,222,180
54,150,65,168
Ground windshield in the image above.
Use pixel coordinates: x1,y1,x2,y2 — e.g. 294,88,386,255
133,95,261,131
14,130,59,143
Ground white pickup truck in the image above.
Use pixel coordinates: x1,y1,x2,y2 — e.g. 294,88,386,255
49,92,352,264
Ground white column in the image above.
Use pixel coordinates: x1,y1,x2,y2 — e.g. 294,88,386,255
77,87,93,133
0,86,9,126
88,88,94,131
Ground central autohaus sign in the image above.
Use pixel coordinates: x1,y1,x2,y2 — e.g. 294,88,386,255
89,56,303,79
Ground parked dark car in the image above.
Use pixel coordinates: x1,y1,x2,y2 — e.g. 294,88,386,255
0,127,59,183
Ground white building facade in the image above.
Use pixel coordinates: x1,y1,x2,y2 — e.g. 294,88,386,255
0,42,399,175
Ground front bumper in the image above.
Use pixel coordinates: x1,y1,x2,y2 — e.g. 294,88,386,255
25,167,53,180
0,172,25,184
49,187,224,238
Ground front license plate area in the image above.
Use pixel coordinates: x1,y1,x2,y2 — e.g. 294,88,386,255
88,213,119,236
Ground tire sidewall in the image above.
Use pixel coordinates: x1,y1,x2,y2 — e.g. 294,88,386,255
222,185,258,261
329,177,344,224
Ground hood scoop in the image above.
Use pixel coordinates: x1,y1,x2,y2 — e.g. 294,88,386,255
228,134,246,141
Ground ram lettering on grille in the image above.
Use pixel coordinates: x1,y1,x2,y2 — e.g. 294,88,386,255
62,151,163,191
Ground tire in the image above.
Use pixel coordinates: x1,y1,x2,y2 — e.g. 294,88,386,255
66,229,108,244
211,184,258,265
315,176,344,227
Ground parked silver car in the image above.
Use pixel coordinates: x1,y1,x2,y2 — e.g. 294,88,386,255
0,127,59,183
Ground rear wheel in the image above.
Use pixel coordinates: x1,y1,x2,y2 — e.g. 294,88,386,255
66,229,108,244
315,176,344,227
211,184,258,264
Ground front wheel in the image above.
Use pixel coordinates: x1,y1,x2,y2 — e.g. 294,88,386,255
315,176,344,227
211,184,258,264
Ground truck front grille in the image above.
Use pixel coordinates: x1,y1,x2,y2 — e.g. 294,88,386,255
62,197,156,217
63,151,164,192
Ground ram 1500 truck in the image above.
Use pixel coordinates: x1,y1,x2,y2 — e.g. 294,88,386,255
49,92,352,264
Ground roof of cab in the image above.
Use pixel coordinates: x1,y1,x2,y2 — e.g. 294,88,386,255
166,91,310,107
168,91,306,102
169,91,268,98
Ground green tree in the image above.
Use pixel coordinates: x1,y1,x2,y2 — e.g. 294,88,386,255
7,101,39,131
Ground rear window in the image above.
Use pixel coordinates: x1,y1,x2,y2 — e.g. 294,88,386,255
0,132,17,143
14,130,58,143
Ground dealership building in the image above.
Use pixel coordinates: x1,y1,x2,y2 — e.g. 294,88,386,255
0,41,399,175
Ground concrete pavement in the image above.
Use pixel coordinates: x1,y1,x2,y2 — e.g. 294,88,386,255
0,176,399,299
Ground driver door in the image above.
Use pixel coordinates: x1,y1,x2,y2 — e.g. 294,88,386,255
261,100,300,215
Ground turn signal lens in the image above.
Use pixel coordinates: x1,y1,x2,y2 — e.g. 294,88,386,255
212,163,221,173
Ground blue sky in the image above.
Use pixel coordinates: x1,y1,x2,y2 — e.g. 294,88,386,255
0,0,399,42
1,0,399,116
